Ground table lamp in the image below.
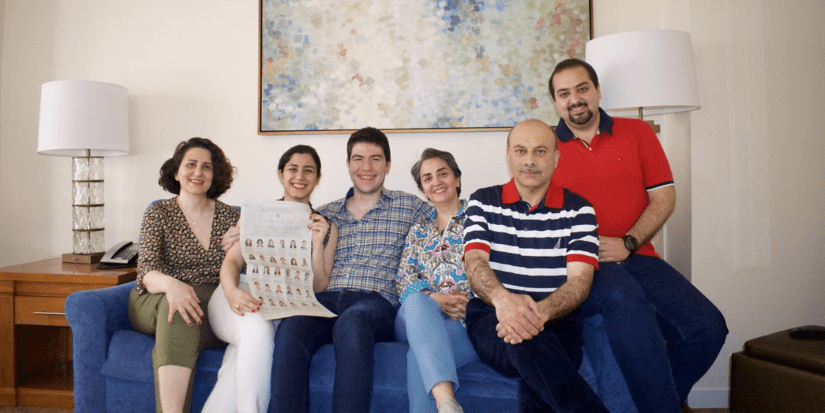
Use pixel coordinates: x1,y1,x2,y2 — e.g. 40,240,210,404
37,80,129,263
585,29,701,131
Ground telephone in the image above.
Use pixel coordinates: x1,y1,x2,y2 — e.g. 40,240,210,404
98,241,139,269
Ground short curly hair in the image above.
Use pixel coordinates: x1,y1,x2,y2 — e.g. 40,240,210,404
158,137,234,199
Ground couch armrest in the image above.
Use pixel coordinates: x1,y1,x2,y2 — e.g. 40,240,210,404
65,280,136,413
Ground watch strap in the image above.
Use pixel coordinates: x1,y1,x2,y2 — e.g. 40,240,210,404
622,235,641,254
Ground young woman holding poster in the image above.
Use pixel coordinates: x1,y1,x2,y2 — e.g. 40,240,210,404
202,145,337,413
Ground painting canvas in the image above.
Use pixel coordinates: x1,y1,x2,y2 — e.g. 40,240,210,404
259,0,592,134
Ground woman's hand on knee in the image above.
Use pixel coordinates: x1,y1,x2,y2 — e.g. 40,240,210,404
165,278,204,326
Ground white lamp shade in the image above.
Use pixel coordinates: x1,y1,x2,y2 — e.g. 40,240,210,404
585,30,700,117
38,80,129,157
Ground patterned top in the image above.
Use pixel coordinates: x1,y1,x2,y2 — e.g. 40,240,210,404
318,188,432,306
395,200,472,305
135,198,240,295
464,179,599,302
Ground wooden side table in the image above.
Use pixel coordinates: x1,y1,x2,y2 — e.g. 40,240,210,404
0,257,136,408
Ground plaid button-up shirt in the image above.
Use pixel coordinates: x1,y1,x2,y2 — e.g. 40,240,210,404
318,188,432,306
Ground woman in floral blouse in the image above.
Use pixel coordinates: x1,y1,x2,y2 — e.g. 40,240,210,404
128,138,239,413
395,148,478,413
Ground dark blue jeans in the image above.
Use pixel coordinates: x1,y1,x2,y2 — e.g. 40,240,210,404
573,254,728,413
269,290,396,413
465,299,609,413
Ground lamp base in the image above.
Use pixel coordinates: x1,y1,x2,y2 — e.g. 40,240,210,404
62,252,105,264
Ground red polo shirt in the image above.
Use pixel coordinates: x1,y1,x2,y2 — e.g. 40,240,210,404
552,109,673,257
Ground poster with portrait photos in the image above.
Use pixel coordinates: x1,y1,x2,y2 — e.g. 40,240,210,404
239,201,335,319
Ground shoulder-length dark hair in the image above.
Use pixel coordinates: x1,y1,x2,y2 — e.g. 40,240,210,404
278,145,322,177
158,137,234,199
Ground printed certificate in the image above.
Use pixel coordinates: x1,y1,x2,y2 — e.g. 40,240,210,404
239,201,335,319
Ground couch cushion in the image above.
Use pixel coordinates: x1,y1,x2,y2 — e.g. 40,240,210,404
308,342,411,412
102,330,155,383
455,360,519,411
102,329,225,383
104,356,222,413
307,341,519,412
99,316,633,413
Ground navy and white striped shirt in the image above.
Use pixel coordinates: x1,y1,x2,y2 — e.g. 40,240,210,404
464,179,599,301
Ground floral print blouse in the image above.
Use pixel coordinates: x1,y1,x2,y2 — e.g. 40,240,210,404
395,200,471,305
135,197,240,295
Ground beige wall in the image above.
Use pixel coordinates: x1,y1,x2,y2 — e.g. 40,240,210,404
2,0,824,408
594,0,825,407
0,0,512,265
690,0,825,406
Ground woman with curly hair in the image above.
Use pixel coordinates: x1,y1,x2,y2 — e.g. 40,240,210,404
128,137,239,413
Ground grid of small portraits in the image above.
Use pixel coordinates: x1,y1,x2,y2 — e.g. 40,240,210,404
244,237,318,309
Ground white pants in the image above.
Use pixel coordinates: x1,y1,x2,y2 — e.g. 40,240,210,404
202,284,279,413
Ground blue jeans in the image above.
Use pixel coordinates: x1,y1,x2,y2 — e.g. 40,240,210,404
394,292,479,413
269,290,396,413
465,299,609,413
573,254,728,413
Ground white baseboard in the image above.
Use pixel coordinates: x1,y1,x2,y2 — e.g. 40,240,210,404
687,388,730,408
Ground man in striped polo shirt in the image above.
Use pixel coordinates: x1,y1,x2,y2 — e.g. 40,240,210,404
463,119,608,412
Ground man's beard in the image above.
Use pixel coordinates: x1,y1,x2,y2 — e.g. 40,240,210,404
568,104,594,125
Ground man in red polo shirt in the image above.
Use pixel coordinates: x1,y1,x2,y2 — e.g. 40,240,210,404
549,58,728,413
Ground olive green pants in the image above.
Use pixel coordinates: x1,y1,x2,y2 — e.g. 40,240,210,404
128,281,223,413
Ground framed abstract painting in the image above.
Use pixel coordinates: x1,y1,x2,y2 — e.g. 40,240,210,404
259,0,592,134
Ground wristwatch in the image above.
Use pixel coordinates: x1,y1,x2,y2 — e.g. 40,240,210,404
622,235,641,255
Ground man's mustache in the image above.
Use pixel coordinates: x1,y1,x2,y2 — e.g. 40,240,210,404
519,165,541,173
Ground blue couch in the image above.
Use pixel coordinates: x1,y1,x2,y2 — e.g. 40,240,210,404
65,280,637,412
